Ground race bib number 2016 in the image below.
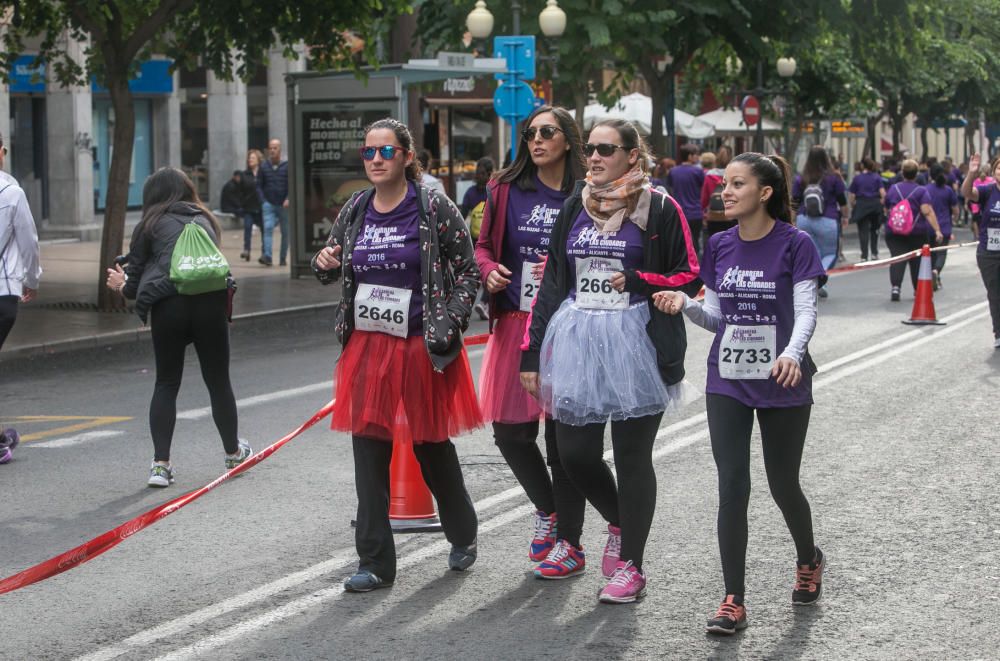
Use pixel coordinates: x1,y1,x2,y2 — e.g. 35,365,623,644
575,257,628,310
354,283,412,338
987,227,1000,251
718,324,776,380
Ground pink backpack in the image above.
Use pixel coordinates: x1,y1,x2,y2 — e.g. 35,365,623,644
887,184,916,235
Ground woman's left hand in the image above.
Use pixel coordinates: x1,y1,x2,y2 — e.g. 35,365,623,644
771,356,802,388
105,264,126,292
610,272,626,292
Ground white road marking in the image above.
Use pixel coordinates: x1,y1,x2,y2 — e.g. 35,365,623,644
78,300,988,660
29,431,125,449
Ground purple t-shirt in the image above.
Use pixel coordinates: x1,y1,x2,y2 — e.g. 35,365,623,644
498,178,566,311
884,182,933,236
667,164,705,221
701,222,825,408
848,171,883,199
461,184,488,216
793,173,846,220
352,183,423,337
975,183,1000,254
566,209,645,305
923,183,957,236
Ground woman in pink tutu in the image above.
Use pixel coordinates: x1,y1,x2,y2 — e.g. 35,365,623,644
312,118,482,593
475,105,600,579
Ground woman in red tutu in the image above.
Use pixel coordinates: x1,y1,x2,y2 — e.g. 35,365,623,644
312,118,482,592
475,105,596,579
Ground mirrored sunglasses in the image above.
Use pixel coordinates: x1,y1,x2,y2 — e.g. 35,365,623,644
583,143,626,157
360,145,405,161
522,126,563,142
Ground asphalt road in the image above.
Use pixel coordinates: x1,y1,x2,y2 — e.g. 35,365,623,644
1,242,998,660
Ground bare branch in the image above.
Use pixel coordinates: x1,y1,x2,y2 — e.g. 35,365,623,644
124,0,197,61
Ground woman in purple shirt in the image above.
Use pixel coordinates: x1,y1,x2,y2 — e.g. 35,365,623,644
474,105,590,576
312,119,482,592
654,152,826,635
960,152,1000,348
848,157,885,261
884,159,943,301
924,164,959,289
792,146,847,298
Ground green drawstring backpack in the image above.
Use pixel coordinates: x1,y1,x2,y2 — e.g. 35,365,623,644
169,221,230,295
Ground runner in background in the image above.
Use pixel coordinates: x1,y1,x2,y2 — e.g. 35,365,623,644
521,118,698,603
462,156,495,320
961,153,1000,349
702,145,736,244
884,159,943,302
313,118,482,592
474,105,590,577
969,163,995,240
848,157,885,261
923,164,958,290
667,144,706,253
653,152,826,635
792,146,847,298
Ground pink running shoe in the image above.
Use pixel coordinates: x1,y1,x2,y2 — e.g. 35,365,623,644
533,539,586,579
602,524,621,578
529,511,558,562
598,561,647,604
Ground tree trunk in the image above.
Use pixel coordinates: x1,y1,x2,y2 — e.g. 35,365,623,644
572,84,588,133
648,76,667,158
920,126,929,161
96,71,137,312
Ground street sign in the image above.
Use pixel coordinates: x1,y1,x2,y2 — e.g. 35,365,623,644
831,119,868,138
493,35,536,81
493,80,537,122
741,95,761,127
437,52,476,69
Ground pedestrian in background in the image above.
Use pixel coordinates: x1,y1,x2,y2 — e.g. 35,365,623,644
653,152,826,635
258,138,289,266
702,145,735,241
105,167,251,488
924,164,958,289
793,146,847,298
884,159,943,302
417,149,448,197
969,164,994,239
667,144,706,253
312,118,481,592
650,157,675,191
0,133,41,353
474,105,589,578
463,156,495,320
521,118,698,604
961,153,1000,349
240,149,264,262
848,157,885,261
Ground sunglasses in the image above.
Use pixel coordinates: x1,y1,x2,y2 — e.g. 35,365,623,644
359,145,406,161
583,143,626,157
521,126,563,142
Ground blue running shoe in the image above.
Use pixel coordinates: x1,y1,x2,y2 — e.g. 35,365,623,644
533,539,585,579
529,511,557,562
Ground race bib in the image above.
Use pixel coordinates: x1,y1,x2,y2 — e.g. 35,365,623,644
354,283,412,338
718,324,776,380
575,257,628,310
987,227,1000,251
520,260,543,312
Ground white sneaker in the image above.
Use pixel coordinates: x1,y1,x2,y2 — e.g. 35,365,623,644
147,463,175,488
225,439,253,471
993,337,1000,349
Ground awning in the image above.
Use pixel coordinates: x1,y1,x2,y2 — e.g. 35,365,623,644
581,92,716,139
696,107,781,134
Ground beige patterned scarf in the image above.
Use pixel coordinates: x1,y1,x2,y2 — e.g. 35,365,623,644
582,166,652,234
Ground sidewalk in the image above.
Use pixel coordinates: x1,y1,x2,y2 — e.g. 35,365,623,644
1,226,338,362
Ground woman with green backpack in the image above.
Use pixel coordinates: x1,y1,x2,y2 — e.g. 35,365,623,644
105,167,251,488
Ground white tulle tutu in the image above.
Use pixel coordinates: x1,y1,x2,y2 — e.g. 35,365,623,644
538,299,696,426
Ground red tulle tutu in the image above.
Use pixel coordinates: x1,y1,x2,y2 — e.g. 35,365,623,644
331,331,483,443
478,312,544,424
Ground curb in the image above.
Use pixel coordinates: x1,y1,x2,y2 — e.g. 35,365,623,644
0,301,338,364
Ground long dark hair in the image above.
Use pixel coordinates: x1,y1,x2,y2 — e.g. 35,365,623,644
141,167,221,241
364,118,422,181
590,118,652,174
802,145,833,185
731,152,794,224
496,105,585,193
930,164,947,187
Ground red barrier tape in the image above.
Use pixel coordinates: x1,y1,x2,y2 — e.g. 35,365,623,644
828,240,979,275
0,400,336,596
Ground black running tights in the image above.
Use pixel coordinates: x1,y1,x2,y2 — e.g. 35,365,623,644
555,413,662,570
149,292,239,461
706,394,815,596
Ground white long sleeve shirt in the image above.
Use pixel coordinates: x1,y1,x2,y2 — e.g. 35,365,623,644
0,171,41,298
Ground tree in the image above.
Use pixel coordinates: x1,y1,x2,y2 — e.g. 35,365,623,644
0,0,410,310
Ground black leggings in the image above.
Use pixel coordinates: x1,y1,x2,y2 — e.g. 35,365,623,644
493,418,586,547
0,295,17,351
706,394,815,596
149,292,239,461
555,413,662,571
885,232,928,290
854,209,882,259
932,235,951,273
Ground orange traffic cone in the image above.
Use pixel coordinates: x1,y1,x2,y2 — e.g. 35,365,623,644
902,244,946,326
388,430,441,532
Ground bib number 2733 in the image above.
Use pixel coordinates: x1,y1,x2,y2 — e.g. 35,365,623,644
354,283,412,338
718,324,776,380
575,257,628,310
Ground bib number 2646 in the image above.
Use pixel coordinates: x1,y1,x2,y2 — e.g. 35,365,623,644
354,283,412,338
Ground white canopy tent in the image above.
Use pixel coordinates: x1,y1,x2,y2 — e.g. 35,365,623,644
582,92,716,139
695,107,782,134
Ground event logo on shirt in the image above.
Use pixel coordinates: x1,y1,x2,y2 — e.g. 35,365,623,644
525,204,560,228
356,224,407,248
718,266,776,292
992,200,1000,213
365,286,405,304
572,227,627,249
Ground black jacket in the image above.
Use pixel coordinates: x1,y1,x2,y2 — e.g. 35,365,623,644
520,184,700,387
123,202,221,323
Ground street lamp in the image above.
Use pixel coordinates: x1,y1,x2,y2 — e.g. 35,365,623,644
466,1,494,39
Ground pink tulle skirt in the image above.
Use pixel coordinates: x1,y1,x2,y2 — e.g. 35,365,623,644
478,312,544,424
331,331,483,443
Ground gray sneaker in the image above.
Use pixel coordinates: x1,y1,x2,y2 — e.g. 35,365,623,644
343,570,393,593
448,541,478,571
225,439,253,471
147,463,175,488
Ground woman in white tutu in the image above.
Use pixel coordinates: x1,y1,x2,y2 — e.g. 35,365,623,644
520,119,699,604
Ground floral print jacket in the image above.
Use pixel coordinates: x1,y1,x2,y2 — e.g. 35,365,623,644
311,183,481,372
